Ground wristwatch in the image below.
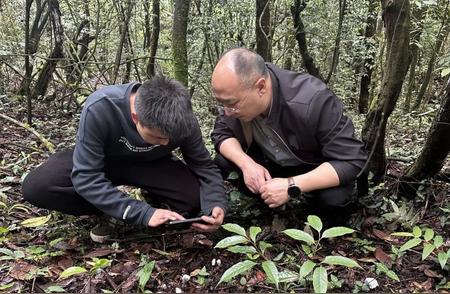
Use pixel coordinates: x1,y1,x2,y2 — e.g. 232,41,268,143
287,177,302,198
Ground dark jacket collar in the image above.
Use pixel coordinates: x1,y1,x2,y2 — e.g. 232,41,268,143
266,63,282,126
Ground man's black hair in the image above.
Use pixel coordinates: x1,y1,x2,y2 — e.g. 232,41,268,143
134,76,196,142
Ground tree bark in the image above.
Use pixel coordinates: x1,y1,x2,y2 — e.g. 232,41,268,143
255,0,271,62
361,0,410,180
290,0,322,79
325,0,346,84
29,0,64,116
405,78,450,181
358,0,377,114
172,0,190,87
146,0,160,78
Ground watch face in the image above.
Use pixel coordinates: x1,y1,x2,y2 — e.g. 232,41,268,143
288,186,301,198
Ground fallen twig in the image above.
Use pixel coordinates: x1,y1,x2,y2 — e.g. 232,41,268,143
0,113,55,153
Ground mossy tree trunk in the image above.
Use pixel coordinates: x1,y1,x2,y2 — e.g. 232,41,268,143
361,0,410,180
172,0,190,87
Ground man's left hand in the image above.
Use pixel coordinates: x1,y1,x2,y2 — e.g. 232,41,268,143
260,178,290,208
191,207,225,232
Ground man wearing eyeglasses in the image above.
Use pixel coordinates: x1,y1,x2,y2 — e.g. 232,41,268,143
211,48,367,224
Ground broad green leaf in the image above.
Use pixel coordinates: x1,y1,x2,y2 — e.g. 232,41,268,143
423,228,434,241
0,227,8,235
399,238,422,252
322,227,355,239
59,266,87,279
441,68,450,77
21,214,52,228
322,256,361,268
88,258,111,271
299,260,316,279
412,226,422,238
282,229,314,245
222,224,247,237
434,235,443,248
273,252,284,262
227,245,257,255
258,241,272,254
138,260,155,291
215,236,249,248
391,232,415,237
307,215,323,233
421,243,435,261
312,266,328,293
278,269,298,283
45,285,66,293
49,237,65,247
262,261,279,289
217,260,256,285
0,248,14,257
249,226,261,243
438,252,449,269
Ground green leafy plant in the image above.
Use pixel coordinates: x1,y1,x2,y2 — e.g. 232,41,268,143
391,226,449,269
191,266,210,285
282,215,361,293
381,200,420,228
214,223,281,288
59,257,112,280
136,255,155,292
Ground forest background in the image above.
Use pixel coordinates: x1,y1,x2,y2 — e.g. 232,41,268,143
0,0,449,292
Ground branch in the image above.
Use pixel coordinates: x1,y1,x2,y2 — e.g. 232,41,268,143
0,112,55,153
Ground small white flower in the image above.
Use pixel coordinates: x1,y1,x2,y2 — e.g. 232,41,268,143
211,258,216,266
216,259,222,266
175,287,183,293
364,277,379,289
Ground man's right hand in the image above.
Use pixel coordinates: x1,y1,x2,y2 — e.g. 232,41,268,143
241,160,272,193
148,209,185,227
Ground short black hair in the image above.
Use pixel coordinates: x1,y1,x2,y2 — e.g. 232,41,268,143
134,76,196,142
221,48,268,87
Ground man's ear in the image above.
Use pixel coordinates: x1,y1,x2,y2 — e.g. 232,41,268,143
131,112,138,124
255,77,266,96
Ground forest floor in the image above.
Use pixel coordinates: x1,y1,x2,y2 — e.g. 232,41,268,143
0,95,449,293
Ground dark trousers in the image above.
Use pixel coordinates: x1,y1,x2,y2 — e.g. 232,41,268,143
22,149,201,217
214,144,358,218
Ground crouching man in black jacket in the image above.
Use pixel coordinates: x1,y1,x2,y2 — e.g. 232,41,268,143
22,76,228,242
211,48,367,224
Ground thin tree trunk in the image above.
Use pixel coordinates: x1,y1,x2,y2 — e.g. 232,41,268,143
30,0,64,105
172,0,190,87
325,0,346,84
290,0,322,79
255,0,271,62
413,3,449,110
403,5,426,112
358,0,377,114
404,78,450,181
146,0,160,78
113,0,134,84
282,35,296,70
361,0,410,180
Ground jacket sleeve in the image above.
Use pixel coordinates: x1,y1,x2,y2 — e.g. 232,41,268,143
181,119,229,216
211,111,235,153
71,105,155,226
307,89,367,184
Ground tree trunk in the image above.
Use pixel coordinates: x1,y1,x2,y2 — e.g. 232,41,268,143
358,0,377,114
172,0,190,87
403,5,425,113
29,0,64,110
361,0,410,180
146,0,160,78
325,0,346,84
112,0,134,84
290,0,322,79
413,4,449,110
282,35,296,70
405,78,450,180
255,0,271,62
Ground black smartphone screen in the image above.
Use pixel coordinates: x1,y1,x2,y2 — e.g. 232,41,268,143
167,217,207,226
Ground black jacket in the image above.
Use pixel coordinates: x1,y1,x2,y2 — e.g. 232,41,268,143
211,63,367,185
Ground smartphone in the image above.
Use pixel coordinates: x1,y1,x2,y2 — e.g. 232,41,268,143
167,216,208,226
